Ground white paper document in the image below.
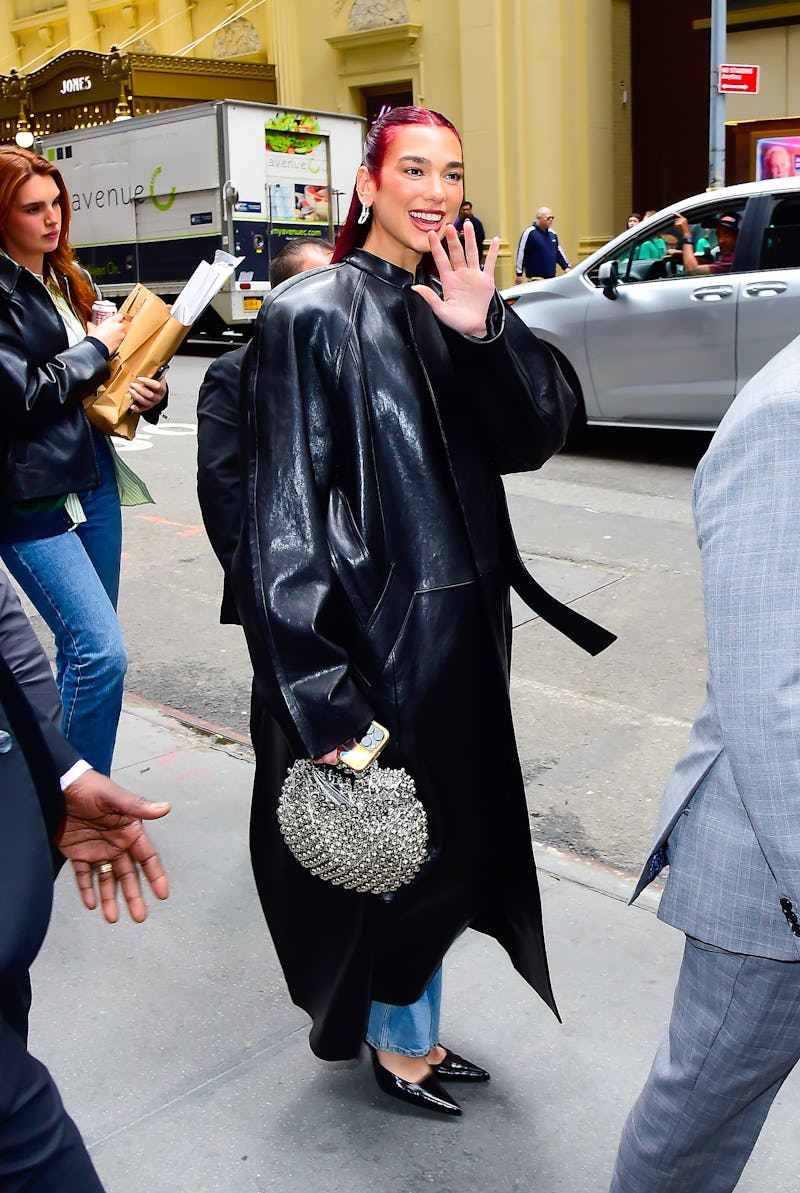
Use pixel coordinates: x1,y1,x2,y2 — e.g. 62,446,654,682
169,250,245,325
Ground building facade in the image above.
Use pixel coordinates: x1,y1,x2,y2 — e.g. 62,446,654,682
632,1,800,212
1,1,799,284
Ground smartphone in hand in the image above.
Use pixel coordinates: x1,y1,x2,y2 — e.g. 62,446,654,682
339,722,390,772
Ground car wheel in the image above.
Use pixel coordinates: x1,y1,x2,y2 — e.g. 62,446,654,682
551,347,587,450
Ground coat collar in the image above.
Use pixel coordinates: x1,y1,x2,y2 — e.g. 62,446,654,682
0,252,23,296
345,248,416,288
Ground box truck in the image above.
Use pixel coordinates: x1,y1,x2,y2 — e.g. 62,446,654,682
36,101,365,333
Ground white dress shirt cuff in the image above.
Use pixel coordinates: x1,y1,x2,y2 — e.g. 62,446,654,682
60,759,93,791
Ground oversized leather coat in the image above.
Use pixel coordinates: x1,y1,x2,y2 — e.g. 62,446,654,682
234,249,613,1060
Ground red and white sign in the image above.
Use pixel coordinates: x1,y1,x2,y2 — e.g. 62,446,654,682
719,64,760,94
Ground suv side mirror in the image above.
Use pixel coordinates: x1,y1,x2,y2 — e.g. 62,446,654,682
598,260,619,301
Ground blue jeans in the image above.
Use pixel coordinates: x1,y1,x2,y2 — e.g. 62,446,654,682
74,431,123,607
1,435,127,774
365,968,442,1057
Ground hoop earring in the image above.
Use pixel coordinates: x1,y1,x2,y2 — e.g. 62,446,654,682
357,202,371,226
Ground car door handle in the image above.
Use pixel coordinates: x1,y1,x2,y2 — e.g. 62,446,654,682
691,285,734,301
744,281,788,296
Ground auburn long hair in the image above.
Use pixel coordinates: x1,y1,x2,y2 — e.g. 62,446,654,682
0,145,96,323
332,106,463,265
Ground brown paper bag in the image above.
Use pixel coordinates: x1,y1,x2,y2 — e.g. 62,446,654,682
84,284,190,440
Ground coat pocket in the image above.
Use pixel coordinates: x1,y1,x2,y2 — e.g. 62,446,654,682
326,487,385,625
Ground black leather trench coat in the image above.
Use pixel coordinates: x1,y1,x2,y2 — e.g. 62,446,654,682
234,249,613,1060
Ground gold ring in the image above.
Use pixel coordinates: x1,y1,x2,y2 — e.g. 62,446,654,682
95,862,114,878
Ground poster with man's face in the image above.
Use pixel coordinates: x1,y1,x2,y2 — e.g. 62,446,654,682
756,137,800,180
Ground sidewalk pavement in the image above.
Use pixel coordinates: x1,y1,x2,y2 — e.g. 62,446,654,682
31,699,800,1193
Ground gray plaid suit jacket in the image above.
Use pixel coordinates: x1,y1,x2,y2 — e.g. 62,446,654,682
632,332,800,960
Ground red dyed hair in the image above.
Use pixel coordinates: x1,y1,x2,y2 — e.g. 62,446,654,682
331,106,463,265
0,145,96,323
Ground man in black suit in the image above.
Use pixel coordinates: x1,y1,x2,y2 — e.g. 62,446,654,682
197,237,333,623
0,568,170,1191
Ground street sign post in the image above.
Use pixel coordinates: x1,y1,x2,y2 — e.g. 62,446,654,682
719,64,760,93
709,0,726,190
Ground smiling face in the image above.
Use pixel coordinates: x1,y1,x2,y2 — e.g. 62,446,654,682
358,124,464,272
1,172,62,272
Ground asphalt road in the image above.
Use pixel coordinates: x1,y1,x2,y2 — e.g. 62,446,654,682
21,351,714,875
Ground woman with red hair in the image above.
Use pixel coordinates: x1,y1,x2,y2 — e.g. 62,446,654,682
0,146,166,775
236,107,612,1116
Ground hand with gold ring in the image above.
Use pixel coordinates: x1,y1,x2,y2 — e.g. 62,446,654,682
59,771,170,924
91,861,116,908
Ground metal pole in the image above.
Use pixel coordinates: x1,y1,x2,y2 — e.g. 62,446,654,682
709,0,727,189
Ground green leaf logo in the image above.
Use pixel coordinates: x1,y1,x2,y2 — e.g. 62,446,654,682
149,166,176,211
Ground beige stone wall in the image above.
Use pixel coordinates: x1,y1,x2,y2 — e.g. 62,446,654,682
725,25,800,121
611,0,633,236
2,0,267,71
304,0,632,284
2,0,633,284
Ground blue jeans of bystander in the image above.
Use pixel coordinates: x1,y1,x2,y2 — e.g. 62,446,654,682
1,434,127,774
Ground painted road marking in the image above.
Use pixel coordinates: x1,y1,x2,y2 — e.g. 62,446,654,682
115,422,197,452
134,514,204,536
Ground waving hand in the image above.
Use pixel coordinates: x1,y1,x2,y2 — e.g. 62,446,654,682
412,220,500,339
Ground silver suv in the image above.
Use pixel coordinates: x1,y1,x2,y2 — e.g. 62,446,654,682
502,178,800,435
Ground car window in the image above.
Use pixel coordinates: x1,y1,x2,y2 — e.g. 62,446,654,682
759,197,800,269
588,202,745,287
586,216,675,285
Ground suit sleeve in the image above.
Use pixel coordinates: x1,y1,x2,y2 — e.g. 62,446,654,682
0,570,61,726
0,570,79,779
0,675,60,986
197,347,245,577
694,392,800,901
234,296,374,759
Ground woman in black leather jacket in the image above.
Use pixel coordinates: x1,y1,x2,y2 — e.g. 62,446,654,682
0,146,165,776
235,107,613,1116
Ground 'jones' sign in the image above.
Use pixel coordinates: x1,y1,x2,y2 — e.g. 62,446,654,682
60,76,92,95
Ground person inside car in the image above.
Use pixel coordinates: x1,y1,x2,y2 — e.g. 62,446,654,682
674,211,740,275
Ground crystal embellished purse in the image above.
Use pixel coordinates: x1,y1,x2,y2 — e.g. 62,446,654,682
277,758,428,894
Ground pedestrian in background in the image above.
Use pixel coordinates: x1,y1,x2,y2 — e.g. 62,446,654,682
454,199,485,259
196,236,333,626
0,146,167,775
610,329,800,1192
515,206,570,282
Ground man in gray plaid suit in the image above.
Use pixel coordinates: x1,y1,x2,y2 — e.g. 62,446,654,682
610,333,800,1193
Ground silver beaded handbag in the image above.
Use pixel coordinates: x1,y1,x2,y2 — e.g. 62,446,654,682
277,758,428,894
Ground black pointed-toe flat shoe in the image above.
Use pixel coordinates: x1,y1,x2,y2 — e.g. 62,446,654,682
368,1046,463,1116
432,1047,491,1082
